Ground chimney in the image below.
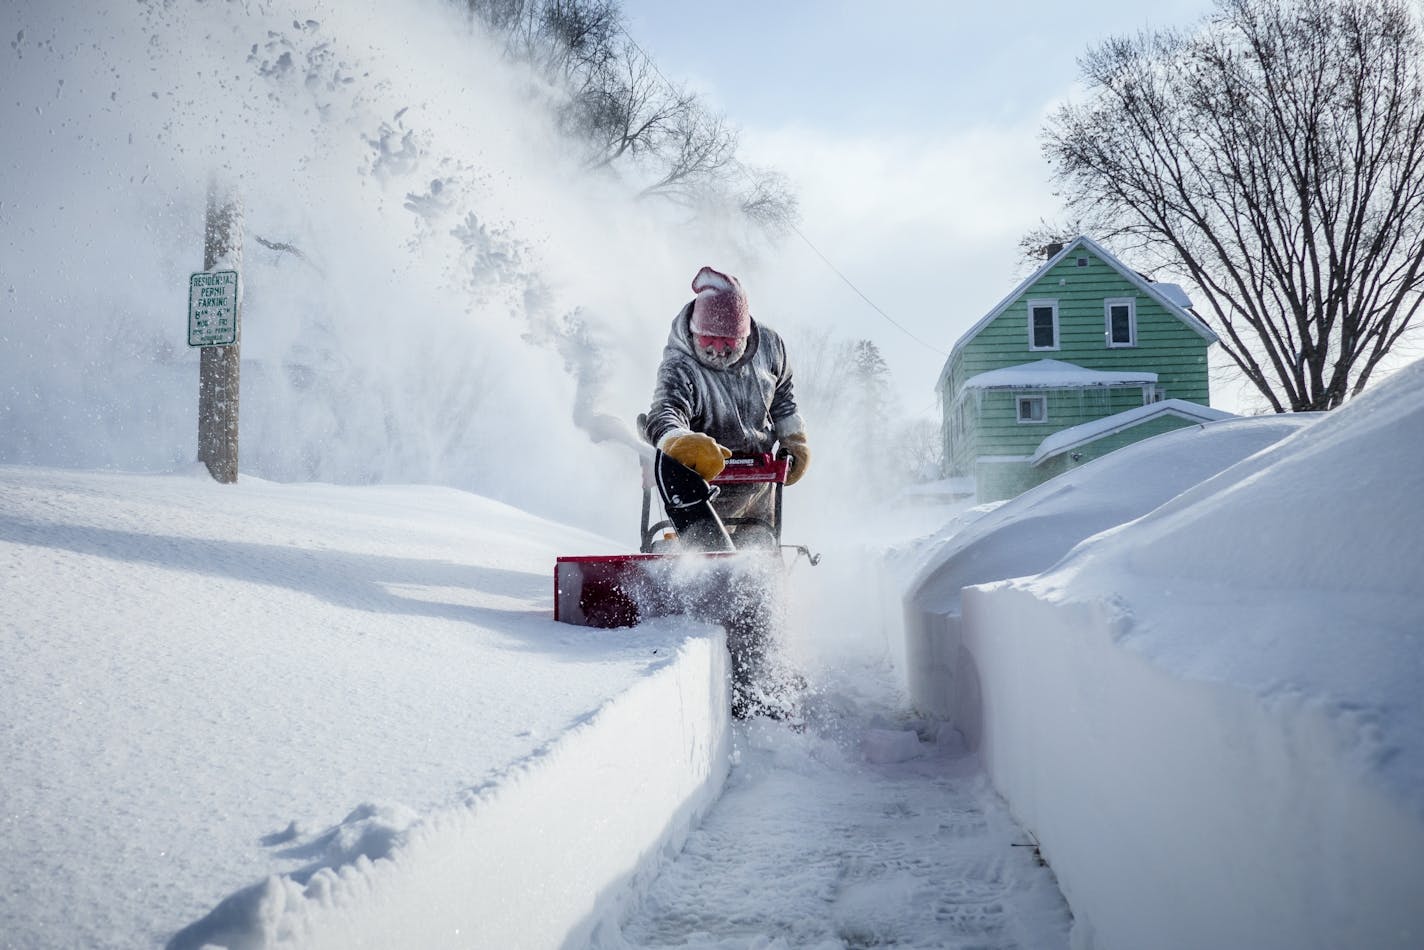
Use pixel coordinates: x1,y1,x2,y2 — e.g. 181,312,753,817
1044,241,1065,260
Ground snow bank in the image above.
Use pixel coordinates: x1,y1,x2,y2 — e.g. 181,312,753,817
944,358,1424,948
0,467,731,947
170,629,730,950
962,587,1423,950
900,413,1314,721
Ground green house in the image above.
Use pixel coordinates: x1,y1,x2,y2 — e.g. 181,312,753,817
938,236,1228,502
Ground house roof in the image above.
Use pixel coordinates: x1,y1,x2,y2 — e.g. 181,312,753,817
960,358,1157,390
1030,399,1236,466
936,236,1220,393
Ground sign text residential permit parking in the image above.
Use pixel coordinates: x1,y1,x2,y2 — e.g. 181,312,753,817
188,271,239,347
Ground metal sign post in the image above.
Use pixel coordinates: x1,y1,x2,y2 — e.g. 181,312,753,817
192,185,242,484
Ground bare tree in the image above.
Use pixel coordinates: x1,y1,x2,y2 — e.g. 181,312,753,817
735,165,801,237
460,0,798,236
637,107,738,203
892,417,945,483
574,44,696,167
539,0,619,76
1044,0,1424,411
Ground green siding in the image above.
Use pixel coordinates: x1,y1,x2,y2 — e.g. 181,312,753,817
974,458,1041,503
940,244,1216,496
968,385,1151,457
945,251,1210,404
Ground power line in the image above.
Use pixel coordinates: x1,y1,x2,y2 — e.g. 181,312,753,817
615,23,947,359
782,218,947,357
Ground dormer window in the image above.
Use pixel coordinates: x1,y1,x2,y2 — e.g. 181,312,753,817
1028,299,1059,350
1106,297,1137,347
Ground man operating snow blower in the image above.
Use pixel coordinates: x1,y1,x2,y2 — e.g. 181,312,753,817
641,266,812,718
644,266,810,519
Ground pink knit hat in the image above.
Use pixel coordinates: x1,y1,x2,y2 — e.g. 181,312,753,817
689,266,751,339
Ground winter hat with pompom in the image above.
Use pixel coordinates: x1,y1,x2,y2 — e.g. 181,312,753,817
689,266,751,339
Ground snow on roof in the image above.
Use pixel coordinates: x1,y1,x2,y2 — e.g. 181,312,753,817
961,358,1157,390
1151,282,1194,309
1031,399,1235,465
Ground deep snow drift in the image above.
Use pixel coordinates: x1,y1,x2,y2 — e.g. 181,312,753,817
899,411,1318,722
0,466,731,947
903,358,1424,949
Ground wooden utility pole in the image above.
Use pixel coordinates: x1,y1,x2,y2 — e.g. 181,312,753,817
196,184,242,483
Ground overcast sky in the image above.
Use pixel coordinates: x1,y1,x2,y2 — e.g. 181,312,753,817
617,0,1234,414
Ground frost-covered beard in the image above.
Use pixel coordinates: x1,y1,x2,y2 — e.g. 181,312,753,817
693,337,748,370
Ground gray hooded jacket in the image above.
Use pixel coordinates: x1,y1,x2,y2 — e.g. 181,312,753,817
643,301,805,455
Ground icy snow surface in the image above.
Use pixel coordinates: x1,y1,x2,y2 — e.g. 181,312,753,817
611,705,1070,950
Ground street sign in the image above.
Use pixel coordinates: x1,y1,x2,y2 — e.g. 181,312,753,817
188,270,239,347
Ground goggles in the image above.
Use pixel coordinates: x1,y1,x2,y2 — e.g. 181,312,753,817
695,334,743,353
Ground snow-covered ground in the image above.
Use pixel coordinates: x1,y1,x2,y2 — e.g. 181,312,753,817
0,466,733,947
8,374,1422,948
2,458,1070,945
6,0,1423,946
1,462,1072,948
903,359,1424,949
611,709,1071,950
2,3,1076,945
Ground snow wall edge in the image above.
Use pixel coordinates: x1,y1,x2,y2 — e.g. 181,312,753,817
958,584,1424,950
169,629,732,949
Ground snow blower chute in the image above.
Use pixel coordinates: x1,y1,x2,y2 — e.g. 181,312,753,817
554,450,819,629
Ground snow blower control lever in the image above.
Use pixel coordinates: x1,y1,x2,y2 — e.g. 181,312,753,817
651,449,736,553
643,452,794,554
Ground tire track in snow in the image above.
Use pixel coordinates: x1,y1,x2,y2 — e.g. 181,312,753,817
611,695,1072,949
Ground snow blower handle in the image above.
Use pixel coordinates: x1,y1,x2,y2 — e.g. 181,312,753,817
710,453,790,486
653,450,736,552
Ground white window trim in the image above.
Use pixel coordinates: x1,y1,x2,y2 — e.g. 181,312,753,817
1027,299,1060,351
1016,393,1048,424
1106,297,1137,348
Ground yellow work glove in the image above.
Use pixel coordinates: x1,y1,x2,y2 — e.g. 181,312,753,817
662,431,733,481
778,431,811,485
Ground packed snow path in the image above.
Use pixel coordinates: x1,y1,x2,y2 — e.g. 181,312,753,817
611,695,1072,949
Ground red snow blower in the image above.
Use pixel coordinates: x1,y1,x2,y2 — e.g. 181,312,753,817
554,450,820,630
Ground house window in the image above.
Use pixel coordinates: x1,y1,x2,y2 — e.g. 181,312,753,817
1028,299,1059,350
1106,297,1137,347
1016,394,1047,423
